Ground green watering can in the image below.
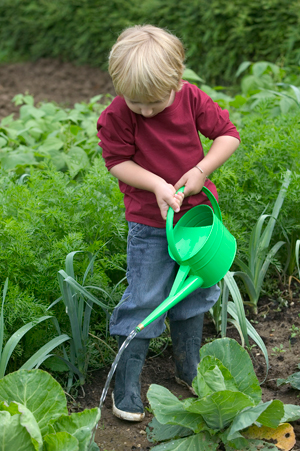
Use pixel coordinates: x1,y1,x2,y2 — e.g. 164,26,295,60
135,186,236,332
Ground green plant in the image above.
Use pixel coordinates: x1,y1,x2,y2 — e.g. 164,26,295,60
0,278,69,379
236,61,300,115
0,368,100,450
271,344,286,356
277,363,300,391
289,324,300,339
48,251,122,391
210,272,269,379
0,94,111,175
147,338,300,450
0,160,127,305
233,169,291,314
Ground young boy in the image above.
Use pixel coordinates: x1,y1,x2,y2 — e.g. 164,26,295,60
97,24,240,422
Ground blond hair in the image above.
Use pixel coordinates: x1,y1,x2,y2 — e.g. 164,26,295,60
109,25,185,102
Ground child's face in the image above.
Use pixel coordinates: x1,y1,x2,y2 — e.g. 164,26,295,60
123,91,175,118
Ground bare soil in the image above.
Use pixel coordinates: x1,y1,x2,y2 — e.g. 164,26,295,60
0,59,300,451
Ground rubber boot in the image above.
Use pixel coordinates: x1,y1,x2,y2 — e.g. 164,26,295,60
170,314,204,394
112,336,150,421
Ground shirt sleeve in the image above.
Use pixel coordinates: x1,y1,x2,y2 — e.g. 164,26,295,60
195,89,240,141
97,102,136,171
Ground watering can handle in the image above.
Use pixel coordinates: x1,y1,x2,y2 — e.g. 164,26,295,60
166,186,222,263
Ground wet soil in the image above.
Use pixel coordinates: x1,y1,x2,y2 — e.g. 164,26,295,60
0,59,299,450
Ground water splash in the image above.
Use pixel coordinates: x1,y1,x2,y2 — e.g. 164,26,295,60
88,328,139,450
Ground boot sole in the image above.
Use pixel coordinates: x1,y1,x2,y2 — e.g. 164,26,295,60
112,392,145,422
175,376,197,396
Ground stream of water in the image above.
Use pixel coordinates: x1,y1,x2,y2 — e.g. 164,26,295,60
88,328,139,449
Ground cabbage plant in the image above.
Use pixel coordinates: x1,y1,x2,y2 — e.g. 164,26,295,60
147,338,300,450
0,369,100,450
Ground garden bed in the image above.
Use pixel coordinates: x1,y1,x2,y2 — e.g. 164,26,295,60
1,59,299,450
78,290,300,451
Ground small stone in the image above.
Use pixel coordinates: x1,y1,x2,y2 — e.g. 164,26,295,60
139,430,146,435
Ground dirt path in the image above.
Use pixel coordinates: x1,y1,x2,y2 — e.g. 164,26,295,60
0,59,115,120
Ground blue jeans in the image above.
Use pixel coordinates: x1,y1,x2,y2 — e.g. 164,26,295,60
110,222,220,339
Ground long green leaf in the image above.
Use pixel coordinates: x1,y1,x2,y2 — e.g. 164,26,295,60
255,241,286,297
64,278,110,311
61,280,83,358
233,271,257,306
234,257,253,278
20,334,70,370
296,239,300,278
260,169,291,250
249,214,270,275
0,315,53,378
227,302,269,382
0,278,9,363
223,273,249,347
221,281,229,338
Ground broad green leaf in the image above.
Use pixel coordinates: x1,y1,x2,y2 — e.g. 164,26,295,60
37,137,64,154
0,410,36,451
64,146,90,178
227,400,284,440
0,401,43,450
52,407,100,450
150,431,218,451
43,432,79,451
280,96,297,114
20,105,45,120
192,355,239,398
185,390,255,430
200,338,261,404
147,384,204,433
0,149,37,170
235,61,252,78
281,404,300,423
0,136,7,147
183,68,205,83
0,369,68,436
45,148,66,171
146,417,193,443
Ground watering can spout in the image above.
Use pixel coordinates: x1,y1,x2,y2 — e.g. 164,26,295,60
135,274,203,332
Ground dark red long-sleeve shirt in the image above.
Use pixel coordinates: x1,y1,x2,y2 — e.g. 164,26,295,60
97,82,240,228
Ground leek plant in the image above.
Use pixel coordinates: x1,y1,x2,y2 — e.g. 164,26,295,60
0,278,69,379
210,272,269,381
234,169,291,314
48,251,117,391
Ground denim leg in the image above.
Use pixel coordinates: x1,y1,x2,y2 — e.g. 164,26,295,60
109,222,220,339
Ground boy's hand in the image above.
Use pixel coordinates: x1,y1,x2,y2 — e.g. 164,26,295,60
174,167,207,197
154,182,184,220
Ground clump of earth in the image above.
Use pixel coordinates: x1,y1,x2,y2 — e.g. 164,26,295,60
0,59,300,450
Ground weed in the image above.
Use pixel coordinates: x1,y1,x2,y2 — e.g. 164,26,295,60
271,344,286,356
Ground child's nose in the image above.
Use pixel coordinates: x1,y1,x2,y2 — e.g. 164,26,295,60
141,107,153,117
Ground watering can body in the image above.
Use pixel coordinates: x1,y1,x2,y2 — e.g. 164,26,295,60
167,186,236,288
136,186,236,332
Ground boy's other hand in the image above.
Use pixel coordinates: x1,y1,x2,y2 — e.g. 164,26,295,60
154,182,184,220
174,167,207,197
